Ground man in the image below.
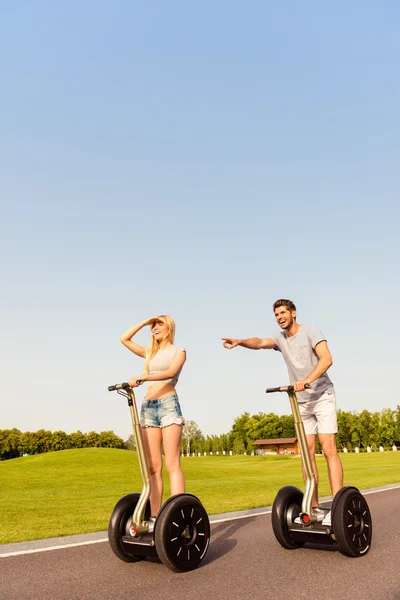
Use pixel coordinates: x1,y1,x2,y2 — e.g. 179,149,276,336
222,298,343,521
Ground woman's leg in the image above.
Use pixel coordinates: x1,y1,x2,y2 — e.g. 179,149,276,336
162,424,185,496
141,426,163,515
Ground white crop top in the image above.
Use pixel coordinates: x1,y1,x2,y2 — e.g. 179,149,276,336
147,345,186,388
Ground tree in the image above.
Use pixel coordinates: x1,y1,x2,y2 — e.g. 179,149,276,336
191,434,205,454
395,406,400,445
380,409,396,447
336,410,354,449
369,412,381,448
233,438,245,454
125,434,136,450
219,433,232,452
182,420,203,455
18,431,36,456
86,431,100,447
256,413,281,440
244,413,268,441
69,430,87,449
231,412,251,449
279,414,295,438
211,435,221,453
51,431,71,452
358,410,372,448
97,431,125,448
0,429,21,460
32,429,53,454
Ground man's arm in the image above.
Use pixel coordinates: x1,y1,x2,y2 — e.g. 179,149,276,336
294,341,333,391
222,337,276,350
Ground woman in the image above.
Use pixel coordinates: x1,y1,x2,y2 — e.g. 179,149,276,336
120,315,186,518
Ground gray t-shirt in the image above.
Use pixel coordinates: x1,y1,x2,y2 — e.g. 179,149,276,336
272,324,333,403
148,345,186,388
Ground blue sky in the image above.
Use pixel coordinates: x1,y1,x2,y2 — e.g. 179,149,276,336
1,1,399,440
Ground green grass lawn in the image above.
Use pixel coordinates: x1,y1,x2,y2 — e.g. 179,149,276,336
1,448,399,544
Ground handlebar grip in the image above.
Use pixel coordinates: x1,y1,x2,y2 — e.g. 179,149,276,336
265,384,310,393
108,382,131,391
287,384,311,390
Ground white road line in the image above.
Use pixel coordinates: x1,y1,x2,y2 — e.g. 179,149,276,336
2,484,399,559
211,509,272,524
1,538,108,558
363,484,400,496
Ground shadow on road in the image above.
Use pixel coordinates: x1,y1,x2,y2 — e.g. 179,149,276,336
203,517,257,566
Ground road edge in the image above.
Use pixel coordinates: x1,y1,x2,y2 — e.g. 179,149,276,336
1,482,399,558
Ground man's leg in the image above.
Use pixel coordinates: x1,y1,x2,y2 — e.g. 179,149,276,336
318,433,343,498
315,389,343,499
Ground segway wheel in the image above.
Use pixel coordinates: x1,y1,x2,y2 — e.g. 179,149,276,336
272,486,305,549
108,493,150,562
154,494,210,572
332,487,372,557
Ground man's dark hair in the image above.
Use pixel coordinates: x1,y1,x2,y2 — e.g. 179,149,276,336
273,299,296,313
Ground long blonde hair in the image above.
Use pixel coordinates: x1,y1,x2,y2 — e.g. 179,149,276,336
143,315,176,376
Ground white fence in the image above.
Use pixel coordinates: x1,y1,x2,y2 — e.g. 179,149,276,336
183,445,399,457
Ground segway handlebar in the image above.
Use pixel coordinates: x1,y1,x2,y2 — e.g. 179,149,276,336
266,384,310,393
108,381,144,391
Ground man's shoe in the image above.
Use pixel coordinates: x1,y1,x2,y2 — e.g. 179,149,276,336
322,510,331,526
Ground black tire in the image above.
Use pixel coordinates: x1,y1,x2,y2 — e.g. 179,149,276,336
108,493,150,563
154,494,210,572
272,486,305,549
332,487,372,557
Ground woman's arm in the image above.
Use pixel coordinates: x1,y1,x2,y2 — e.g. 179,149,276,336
129,350,186,386
120,318,156,358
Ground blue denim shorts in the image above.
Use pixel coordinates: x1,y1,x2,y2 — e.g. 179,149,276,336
140,394,185,428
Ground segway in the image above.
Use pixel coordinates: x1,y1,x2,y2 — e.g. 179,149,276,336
266,385,372,557
107,382,210,572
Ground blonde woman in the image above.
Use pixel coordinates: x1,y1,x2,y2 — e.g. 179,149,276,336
120,316,186,518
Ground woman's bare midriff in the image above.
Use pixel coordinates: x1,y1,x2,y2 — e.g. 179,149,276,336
146,382,177,400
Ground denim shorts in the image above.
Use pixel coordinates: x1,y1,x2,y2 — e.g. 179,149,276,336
298,388,338,435
140,394,185,428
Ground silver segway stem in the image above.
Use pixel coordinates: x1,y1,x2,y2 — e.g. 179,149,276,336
286,388,316,519
266,385,316,521
126,387,151,535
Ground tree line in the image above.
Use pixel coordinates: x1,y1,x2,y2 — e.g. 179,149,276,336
2,405,400,461
182,406,400,455
0,429,125,460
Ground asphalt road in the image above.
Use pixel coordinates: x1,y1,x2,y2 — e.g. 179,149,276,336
1,487,399,600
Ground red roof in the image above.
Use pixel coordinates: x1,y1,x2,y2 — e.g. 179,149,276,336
252,438,297,445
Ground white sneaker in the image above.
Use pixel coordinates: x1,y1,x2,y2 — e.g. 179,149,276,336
322,511,331,526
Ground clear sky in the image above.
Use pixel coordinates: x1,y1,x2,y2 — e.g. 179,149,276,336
1,1,399,441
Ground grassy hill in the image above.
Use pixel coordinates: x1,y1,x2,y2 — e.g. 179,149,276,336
1,448,399,544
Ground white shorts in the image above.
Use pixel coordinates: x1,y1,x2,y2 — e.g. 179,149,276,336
298,388,338,435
